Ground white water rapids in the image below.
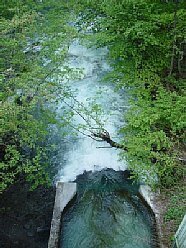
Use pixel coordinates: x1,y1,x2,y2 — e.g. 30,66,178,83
53,39,158,248
56,39,129,182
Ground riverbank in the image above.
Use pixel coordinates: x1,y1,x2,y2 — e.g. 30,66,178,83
0,176,185,248
0,178,55,248
154,178,186,248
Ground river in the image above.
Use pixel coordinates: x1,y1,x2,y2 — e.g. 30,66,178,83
55,39,128,182
53,39,158,248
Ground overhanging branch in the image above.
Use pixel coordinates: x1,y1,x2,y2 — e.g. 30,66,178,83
92,130,128,151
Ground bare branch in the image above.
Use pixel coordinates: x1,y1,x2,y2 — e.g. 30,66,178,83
60,91,128,150
93,130,128,151
96,146,113,149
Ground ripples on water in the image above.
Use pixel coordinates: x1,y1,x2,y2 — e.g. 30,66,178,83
60,169,158,248
56,37,158,248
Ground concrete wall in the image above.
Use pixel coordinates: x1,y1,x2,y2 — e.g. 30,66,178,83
48,182,161,248
139,185,163,248
48,182,77,248
173,215,186,248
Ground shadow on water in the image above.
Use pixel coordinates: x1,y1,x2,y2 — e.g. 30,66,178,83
60,169,159,248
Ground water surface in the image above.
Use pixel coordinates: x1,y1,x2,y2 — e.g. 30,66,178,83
56,39,158,248
56,40,128,182
60,169,157,248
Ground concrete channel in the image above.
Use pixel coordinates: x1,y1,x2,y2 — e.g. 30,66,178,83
48,182,77,248
48,182,162,248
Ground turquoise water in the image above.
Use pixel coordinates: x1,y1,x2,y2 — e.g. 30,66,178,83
60,169,158,248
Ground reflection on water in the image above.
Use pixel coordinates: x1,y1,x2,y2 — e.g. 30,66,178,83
60,169,158,248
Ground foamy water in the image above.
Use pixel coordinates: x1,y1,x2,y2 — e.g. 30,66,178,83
56,40,128,182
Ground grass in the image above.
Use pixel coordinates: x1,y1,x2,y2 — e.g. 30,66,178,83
160,177,186,246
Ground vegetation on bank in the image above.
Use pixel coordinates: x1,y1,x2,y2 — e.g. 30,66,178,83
157,177,186,246
0,0,185,243
68,0,186,245
70,0,186,188
0,0,78,192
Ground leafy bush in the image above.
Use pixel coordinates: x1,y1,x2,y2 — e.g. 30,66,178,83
70,0,186,187
0,0,76,192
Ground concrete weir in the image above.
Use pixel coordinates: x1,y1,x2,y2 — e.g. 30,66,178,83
139,185,163,248
48,182,77,248
48,182,161,248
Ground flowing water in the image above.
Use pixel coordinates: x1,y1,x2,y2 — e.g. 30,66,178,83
55,40,158,247
56,40,128,182
60,169,157,248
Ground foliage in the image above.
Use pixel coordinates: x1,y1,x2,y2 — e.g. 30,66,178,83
69,0,186,187
1,0,185,193
0,0,77,192
163,180,186,244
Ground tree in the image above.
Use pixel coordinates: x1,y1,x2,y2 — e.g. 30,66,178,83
68,0,186,187
1,0,185,192
0,0,78,192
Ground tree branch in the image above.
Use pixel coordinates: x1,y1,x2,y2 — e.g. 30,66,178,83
92,130,128,151
169,0,178,76
60,94,128,151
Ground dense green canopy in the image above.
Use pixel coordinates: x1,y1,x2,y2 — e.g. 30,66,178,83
0,0,185,192
0,0,77,192
70,0,186,187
